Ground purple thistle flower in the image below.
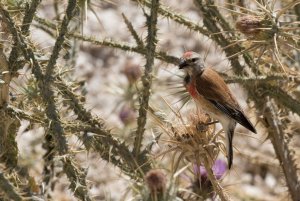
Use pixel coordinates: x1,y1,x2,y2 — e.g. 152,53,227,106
196,159,227,180
211,159,227,180
191,159,227,199
119,104,136,125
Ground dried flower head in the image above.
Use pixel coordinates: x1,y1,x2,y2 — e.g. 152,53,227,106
169,111,222,165
236,15,263,37
145,169,167,194
233,1,300,73
150,101,229,199
121,62,142,84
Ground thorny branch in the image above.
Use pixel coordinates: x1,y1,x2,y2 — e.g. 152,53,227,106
131,0,209,36
38,1,77,194
122,13,145,48
34,15,179,64
224,74,300,84
0,2,92,200
133,0,160,157
55,77,151,179
263,98,300,201
194,0,251,76
0,173,22,201
9,0,42,73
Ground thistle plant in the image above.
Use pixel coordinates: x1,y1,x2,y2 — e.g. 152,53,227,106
151,106,230,200
0,0,299,200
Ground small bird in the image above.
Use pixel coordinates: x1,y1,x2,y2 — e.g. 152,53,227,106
179,51,257,169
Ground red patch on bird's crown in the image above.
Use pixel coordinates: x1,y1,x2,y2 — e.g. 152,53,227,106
182,51,193,59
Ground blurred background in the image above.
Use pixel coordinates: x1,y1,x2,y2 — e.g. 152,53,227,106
1,0,300,200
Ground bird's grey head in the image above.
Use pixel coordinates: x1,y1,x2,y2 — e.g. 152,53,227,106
178,51,205,75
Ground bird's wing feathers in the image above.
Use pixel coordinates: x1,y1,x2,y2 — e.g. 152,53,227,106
195,68,239,109
195,69,257,133
209,99,256,133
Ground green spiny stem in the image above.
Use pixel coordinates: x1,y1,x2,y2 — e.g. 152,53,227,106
55,77,103,128
0,12,19,170
224,74,300,84
194,0,249,76
64,123,151,180
0,3,92,200
34,16,179,64
0,173,22,201
131,0,209,36
261,97,300,201
9,0,42,73
63,157,91,201
133,0,159,158
41,0,77,159
122,13,145,48
254,83,300,117
55,76,151,179
45,0,76,79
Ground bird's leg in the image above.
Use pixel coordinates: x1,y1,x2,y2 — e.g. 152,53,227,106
196,120,219,132
205,120,219,125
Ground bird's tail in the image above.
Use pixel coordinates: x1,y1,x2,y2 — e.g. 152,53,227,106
226,122,236,169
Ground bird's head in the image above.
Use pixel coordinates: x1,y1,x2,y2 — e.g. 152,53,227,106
179,51,205,74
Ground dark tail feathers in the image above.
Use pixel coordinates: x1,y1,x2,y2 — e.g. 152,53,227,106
235,112,257,134
226,123,236,169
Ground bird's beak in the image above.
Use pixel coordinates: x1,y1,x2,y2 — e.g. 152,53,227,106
179,58,188,69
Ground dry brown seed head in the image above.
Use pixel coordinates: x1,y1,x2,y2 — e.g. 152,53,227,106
145,169,167,194
236,15,263,36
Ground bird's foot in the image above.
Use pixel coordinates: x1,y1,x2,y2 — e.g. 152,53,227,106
196,120,219,132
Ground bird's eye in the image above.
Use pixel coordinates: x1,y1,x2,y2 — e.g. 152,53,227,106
191,58,199,62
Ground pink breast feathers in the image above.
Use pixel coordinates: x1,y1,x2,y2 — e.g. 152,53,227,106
187,81,197,98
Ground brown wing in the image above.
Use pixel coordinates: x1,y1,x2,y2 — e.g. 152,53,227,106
195,68,256,133
195,68,239,109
